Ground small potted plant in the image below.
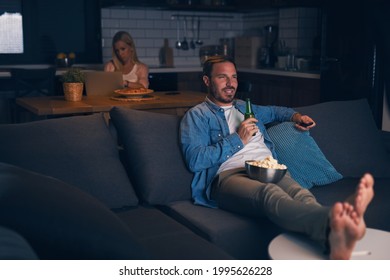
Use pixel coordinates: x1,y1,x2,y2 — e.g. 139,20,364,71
61,68,85,101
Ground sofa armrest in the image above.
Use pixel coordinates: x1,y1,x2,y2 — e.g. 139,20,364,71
295,99,390,178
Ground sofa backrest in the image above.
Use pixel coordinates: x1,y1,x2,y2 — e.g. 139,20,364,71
0,113,139,209
110,98,390,206
2,98,385,211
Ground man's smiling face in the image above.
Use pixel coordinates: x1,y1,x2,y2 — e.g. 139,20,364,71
204,61,238,106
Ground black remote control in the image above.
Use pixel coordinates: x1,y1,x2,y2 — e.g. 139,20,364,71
299,121,313,127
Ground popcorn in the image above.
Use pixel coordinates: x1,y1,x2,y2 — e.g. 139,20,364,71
248,156,287,170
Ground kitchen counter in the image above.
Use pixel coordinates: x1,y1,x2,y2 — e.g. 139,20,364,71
239,68,320,79
149,65,320,79
149,66,202,73
0,64,320,79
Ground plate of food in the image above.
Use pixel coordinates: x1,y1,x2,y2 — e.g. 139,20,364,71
114,87,154,96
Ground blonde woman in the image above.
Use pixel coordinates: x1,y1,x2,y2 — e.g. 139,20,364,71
104,31,149,89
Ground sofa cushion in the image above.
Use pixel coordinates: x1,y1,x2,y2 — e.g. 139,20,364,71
296,99,390,178
115,206,233,260
160,201,281,259
0,162,148,260
0,113,138,209
267,122,343,188
110,108,192,204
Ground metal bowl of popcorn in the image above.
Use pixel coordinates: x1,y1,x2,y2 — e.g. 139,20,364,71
245,157,287,183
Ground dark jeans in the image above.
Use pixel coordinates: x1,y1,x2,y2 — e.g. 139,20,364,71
211,168,330,245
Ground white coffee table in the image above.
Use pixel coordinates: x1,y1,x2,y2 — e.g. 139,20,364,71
268,228,390,260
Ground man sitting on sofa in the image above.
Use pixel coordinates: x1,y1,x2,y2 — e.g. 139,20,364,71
179,55,375,260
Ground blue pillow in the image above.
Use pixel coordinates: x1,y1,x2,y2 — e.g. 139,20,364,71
267,122,342,188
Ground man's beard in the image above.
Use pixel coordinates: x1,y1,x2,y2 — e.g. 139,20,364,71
210,83,236,104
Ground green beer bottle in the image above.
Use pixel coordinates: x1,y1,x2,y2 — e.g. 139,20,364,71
245,98,256,135
244,98,255,120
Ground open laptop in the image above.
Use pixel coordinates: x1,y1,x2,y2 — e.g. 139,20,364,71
84,71,123,96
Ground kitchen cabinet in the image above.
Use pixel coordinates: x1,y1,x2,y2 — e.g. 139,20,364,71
177,72,205,92
148,71,204,92
238,72,320,107
101,0,324,12
232,0,325,10
148,72,178,91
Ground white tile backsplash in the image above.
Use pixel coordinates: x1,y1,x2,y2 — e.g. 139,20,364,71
101,7,320,67
110,9,128,18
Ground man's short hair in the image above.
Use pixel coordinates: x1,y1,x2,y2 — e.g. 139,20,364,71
202,55,236,78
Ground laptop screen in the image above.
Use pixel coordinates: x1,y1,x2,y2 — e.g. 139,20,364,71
84,71,123,96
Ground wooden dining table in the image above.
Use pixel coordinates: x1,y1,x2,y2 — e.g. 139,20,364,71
16,90,207,117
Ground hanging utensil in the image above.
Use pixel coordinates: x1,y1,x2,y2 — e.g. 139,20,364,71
175,18,181,50
196,17,203,46
190,17,196,49
181,17,189,50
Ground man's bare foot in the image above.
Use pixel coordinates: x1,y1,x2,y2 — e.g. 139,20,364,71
346,173,375,239
328,202,360,259
328,173,374,259
353,173,375,217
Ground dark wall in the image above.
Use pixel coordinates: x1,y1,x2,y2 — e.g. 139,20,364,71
0,0,102,65
319,2,390,127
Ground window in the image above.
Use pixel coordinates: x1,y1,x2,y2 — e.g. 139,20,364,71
0,1,23,54
0,0,101,64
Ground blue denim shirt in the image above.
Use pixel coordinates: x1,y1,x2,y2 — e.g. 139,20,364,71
180,98,296,208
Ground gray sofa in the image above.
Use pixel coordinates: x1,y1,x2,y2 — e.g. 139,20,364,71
0,98,389,259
